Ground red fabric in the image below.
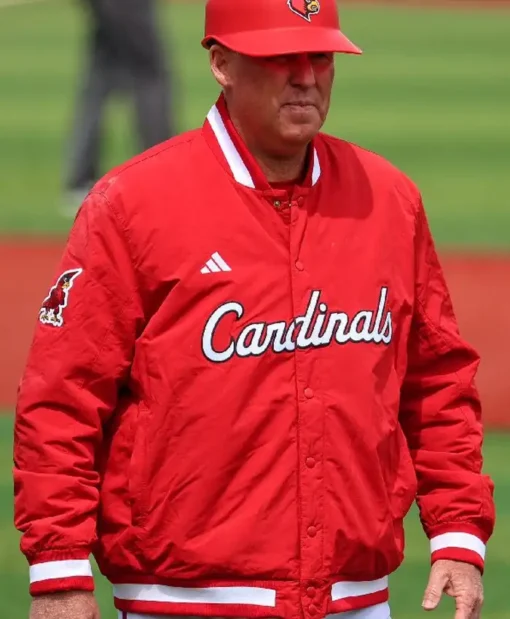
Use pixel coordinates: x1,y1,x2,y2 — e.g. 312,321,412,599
14,100,494,616
114,592,387,617
431,548,485,574
270,181,297,191
328,589,389,614
115,599,286,618
29,549,90,564
215,94,269,190
109,575,280,588
202,0,362,56
428,521,491,543
30,576,94,596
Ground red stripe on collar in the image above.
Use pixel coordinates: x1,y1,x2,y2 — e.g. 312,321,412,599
216,94,268,189
204,94,321,191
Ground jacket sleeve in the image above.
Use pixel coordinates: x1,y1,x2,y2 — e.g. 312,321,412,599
399,197,495,573
13,191,144,595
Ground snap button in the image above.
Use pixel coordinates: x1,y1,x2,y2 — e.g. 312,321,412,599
273,200,281,209
304,387,314,399
295,261,304,271
309,604,318,615
305,457,316,468
306,586,316,598
307,526,317,538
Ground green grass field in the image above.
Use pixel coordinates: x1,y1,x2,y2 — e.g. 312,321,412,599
1,414,508,618
0,1,509,246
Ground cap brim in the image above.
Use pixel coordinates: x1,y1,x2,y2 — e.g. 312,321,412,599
202,28,362,56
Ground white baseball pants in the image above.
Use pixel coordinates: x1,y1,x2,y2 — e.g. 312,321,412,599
118,602,391,619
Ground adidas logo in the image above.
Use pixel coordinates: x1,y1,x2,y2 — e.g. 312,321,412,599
200,252,232,274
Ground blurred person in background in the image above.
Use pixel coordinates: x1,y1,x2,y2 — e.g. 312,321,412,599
63,0,174,214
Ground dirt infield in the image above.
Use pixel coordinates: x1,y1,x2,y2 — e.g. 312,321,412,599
1,242,509,427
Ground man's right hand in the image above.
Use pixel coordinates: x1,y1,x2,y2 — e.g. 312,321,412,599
29,591,100,619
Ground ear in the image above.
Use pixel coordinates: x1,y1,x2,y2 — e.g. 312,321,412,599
209,44,234,88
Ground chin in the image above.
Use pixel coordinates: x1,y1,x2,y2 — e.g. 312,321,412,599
282,113,323,141
281,123,320,146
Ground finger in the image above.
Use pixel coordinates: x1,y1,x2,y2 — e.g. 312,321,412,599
444,581,455,597
454,606,470,619
453,595,478,619
422,567,449,611
470,596,483,619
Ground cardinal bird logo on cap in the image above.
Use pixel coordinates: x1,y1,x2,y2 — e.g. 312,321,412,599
288,0,320,22
39,268,83,328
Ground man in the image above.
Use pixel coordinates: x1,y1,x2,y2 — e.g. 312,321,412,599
63,0,173,212
14,1,495,619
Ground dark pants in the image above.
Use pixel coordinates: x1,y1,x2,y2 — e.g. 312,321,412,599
65,0,173,190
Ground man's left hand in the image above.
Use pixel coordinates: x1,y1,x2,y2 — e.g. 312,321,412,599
422,559,483,618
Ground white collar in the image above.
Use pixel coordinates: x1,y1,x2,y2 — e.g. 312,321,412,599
207,103,322,189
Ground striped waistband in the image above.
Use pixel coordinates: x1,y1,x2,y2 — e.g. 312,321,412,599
113,576,389,616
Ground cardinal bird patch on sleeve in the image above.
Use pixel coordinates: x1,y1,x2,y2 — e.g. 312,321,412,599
39,268,83,327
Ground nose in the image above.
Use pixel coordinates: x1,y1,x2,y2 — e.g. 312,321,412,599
290,54,317,87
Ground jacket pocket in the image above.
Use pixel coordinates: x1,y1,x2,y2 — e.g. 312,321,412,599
128,401,152,528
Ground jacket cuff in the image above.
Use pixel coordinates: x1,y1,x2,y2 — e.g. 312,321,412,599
429,527,487,574
29,553,94,596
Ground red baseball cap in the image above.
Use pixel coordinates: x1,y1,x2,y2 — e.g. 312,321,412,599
202,0,362,57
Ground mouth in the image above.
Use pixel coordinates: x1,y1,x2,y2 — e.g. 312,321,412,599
284,101,316,108
282,102,317,114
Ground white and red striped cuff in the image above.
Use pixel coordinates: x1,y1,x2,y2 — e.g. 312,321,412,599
29,559,94,595
430,532,486,572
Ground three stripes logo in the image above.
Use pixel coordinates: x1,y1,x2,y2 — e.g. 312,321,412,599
200,252,232,274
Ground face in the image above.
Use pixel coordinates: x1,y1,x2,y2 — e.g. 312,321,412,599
210,47,335,156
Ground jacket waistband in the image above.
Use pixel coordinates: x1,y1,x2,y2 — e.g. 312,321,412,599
113,576,389,616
